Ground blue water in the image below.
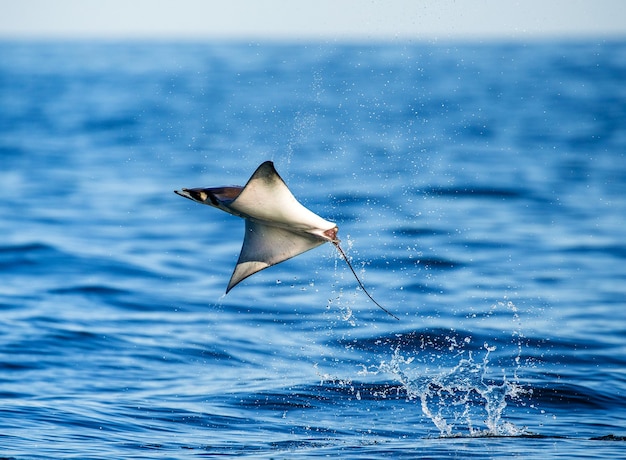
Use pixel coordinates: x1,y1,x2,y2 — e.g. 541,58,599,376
1,39,625,458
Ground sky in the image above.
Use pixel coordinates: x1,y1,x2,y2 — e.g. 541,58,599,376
1,0,625,41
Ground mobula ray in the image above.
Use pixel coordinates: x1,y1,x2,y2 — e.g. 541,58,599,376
175,161,398,320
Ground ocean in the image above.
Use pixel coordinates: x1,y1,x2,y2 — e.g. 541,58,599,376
1,39,625,458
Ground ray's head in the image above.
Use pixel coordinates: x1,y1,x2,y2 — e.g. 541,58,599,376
174,186,244,213
174,188,211,204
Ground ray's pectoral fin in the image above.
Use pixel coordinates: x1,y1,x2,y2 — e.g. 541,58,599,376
227,220,327,292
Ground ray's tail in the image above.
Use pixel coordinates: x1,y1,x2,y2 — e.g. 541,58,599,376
332,241,400,321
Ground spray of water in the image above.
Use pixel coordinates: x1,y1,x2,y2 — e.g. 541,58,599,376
358,300,529,437
377,344,525,437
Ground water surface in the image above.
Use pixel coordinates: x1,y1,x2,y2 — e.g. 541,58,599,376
1,39,625,458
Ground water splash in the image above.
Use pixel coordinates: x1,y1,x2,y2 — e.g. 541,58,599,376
359,301,529,437
379,344,525,437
